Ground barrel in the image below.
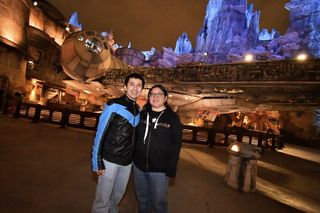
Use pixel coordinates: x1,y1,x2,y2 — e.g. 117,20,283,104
224,154,257,192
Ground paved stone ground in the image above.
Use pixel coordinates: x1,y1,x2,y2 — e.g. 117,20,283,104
1,114,319,213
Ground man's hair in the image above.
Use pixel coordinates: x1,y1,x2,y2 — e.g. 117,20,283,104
124,73,145,88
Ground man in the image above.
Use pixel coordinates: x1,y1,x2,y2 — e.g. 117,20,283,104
91,73,145,213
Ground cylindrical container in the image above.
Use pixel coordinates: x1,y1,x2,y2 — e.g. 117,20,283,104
225,154,257,192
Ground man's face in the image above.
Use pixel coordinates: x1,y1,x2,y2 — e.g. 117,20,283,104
124,78,143,100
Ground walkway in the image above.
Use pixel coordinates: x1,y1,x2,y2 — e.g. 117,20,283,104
0,114,319,213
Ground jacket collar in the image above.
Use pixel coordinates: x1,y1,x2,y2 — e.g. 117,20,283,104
122,95,136,103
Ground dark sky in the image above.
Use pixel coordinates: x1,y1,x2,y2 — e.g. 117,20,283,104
47,0,289,50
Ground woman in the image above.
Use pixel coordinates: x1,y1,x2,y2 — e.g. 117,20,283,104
133,85,182,213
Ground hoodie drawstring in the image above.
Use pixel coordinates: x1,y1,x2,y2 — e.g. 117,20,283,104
143,110,164,144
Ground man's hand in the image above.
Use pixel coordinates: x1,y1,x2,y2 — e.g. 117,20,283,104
95,170,105,176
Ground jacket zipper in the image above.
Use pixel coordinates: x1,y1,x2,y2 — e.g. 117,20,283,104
146,123,152,171
129,102,136,160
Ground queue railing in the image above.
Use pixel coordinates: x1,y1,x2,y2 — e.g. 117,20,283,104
13,102,283,149
182,125,284,150
15,103,99,130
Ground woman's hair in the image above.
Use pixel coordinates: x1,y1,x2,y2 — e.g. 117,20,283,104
144,84,169,111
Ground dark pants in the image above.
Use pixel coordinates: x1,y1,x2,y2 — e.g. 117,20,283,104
133,164,169,213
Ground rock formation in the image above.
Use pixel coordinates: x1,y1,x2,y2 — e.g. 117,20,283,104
148,0,320,67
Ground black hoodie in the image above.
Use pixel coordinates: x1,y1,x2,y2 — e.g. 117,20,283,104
133,108,182,178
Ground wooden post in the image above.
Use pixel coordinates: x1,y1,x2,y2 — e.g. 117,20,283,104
32,105,41,123
13,101,22,118
271,136,276,150
236,128,243,142
192,128,197,144
80,114,85,128
60,109,69,128
249,135,253,144
208,130,216,148
224,133,229,146
257,133,263,147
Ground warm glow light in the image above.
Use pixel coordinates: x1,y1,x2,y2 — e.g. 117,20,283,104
29,88,36,101
31,78,37,85
83,90,91,94
65,26,71,32
168,94,172,97
296,53,307,61
0,18,25,46
29,79,38,102
33,1,38,6
27,60,35,70
1,28,16,44
230,144,240,152
244,54,254,62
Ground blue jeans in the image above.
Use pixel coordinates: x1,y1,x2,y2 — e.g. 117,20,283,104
133,164,169,213
92,159,132,213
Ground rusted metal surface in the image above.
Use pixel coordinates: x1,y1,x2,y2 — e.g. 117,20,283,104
98,59,320,110
100,59,320,84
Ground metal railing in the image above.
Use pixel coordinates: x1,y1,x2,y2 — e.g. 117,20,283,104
15,103,99,130
182,125,284,150
13,102,283,149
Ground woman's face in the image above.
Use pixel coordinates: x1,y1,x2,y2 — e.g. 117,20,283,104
149,87,167,110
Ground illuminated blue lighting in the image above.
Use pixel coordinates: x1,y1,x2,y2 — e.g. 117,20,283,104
314,109,320,129
68,12,82,31
246,3,254,28
259,28,278,41
142,47,156,61
175,32,192,54
101,32,109,37
285,0,320,57
170,0,319,67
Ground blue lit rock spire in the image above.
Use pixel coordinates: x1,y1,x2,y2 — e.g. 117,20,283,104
285,0,320,57
68,12,82,31
174,32,192,54
194,0,223,53
259,28,278,41
194,0,260,62
152,0,320,67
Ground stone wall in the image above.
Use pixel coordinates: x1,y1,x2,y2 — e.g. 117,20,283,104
0,0,68,95
0,0,30,49
0,45,26,92
29,6,67,46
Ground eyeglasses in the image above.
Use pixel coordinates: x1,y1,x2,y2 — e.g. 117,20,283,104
149,92,165,98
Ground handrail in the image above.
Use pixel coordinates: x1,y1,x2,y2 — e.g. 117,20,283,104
181,125,284,150
13,102,283,149
15,102,99,130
